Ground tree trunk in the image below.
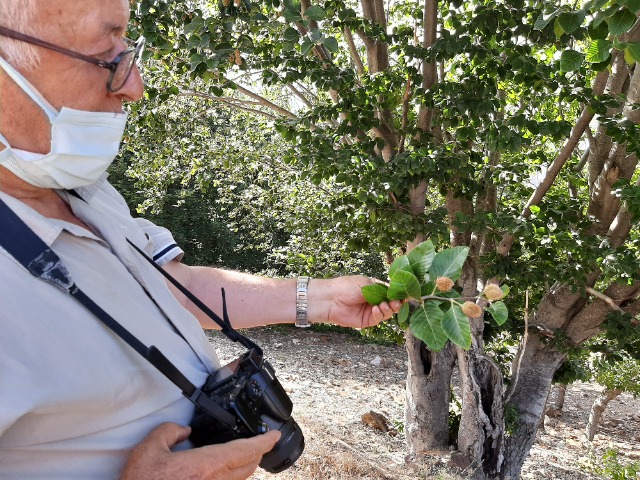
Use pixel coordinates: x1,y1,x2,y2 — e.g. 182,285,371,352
545,383,567,417
454,347,505,478
498,335,566,480
405,333,457,455
585,388,622,441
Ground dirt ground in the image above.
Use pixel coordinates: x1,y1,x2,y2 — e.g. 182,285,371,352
207,327,640,480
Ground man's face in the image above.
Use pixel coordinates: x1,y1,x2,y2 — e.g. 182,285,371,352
0,0,144,153
25,0,144,114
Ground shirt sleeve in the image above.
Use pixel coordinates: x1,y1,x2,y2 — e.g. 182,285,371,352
134,218,185,265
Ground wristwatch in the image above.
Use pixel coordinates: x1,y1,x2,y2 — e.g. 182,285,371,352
295,276,311,328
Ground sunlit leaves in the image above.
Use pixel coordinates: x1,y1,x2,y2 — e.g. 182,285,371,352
586,39,613,63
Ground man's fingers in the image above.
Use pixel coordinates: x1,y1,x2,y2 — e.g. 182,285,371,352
202,430,282,470
142,423,192,451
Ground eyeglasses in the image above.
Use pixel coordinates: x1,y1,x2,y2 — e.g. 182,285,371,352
0,25,144,93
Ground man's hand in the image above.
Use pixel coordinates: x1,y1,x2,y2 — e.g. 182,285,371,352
308,276,403,328
120,423,281,480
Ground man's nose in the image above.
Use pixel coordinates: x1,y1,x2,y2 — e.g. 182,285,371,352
115,64,144,103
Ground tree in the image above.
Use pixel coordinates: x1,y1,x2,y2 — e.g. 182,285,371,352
585,353,640,441
133,0,640,478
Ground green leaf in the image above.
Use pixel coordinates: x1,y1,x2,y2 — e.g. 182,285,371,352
421,281,435,297
300,40,314,55
410,303,448,351
388,270,422,300
407,240,436,280
554,18,565,38
586,39,613,63
588,19,610,40
323,36,339,52
557,11,586,34
487,301,509,326
500,285,510,298
560,49,585,72
442,304,472,349
429,246,469,282
389,255,413,278
309,28,323,42
397,302,410,328
609,8,636,36
361,283,389,305
283,8,303,22
534,10,560,31
304,5,326,21
624,0,640,13
284,27,300,42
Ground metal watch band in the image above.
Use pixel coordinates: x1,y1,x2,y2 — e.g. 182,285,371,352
295,276,310,328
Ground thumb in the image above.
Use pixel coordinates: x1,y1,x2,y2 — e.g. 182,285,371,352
245,430,282,456
142,422,192,451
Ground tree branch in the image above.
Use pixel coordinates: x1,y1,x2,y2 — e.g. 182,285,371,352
229,82,297,118
177,91,279,119
585,287,625,313
343,26,365,76
286,83,313,109
521,107,594,218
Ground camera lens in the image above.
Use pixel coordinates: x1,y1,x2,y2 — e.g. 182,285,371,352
259,417,305,473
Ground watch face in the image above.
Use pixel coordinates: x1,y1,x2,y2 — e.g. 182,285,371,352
295,277,309,327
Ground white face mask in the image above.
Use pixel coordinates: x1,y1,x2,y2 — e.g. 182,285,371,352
0,56,128,190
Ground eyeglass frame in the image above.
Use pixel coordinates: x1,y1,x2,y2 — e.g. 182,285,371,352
0,25,145,93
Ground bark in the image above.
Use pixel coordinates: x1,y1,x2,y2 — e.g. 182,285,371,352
455,348,505,478
585,388,622,441
499,335,567,480
417,0,438,131
565,282,640,344
405,336,457,453
545,384,567,418
552,384,567,412
589,59,640,230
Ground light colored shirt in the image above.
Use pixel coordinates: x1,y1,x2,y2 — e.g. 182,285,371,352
0,176,220,480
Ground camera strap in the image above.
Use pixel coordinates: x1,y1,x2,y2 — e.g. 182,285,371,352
0,196,264,429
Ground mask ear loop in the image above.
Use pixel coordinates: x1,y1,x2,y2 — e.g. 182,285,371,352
0,55,58,122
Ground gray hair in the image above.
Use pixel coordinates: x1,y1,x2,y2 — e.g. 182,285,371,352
0,0,40,69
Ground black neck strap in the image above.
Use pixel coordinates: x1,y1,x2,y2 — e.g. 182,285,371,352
0,196,265,428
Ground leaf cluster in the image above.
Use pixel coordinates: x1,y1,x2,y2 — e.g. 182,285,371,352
361,241,509,351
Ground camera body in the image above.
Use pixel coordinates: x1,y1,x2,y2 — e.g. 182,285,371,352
189,348,304,473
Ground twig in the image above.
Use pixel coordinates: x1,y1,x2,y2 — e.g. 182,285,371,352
585,287,625,313
420,295,479,302
333,439,398,477
506,289,529,404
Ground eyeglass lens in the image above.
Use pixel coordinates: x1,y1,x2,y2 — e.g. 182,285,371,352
108,39,144,92
110,51,136,92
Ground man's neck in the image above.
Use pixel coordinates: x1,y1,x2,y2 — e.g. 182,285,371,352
0,166,84,226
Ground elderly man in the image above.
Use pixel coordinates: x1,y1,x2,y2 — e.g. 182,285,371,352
0,1,401,479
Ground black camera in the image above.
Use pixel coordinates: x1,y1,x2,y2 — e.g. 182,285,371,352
189,348,305,473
